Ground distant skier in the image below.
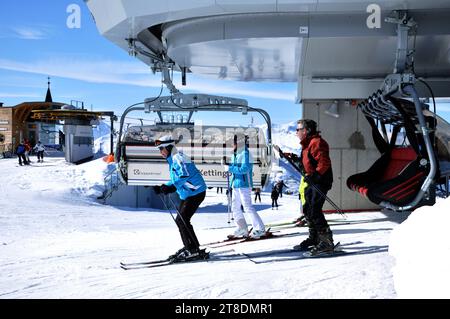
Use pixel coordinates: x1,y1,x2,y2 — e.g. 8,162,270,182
224,134,266,239
254,187,261,203
153,135,208,261
283,119,335,256
271,186,279,210
33,141,45,162
24,139,32,163
15,141,28,166
275,180,287,198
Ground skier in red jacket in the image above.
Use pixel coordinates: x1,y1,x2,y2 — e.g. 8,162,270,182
284,119,335,256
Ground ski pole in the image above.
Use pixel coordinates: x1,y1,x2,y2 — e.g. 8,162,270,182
223,156,233,224
274,145,346,218
227,172,231,224
166,194,202,248
157,193,199,249
157,193,178,224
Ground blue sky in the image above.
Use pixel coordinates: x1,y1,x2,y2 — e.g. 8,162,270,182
0,0,300,127
1,1,450,127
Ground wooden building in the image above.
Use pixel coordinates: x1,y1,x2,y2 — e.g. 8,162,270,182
0,83,64,155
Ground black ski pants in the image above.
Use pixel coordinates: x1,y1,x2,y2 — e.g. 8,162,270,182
303,183,331,231
271,199,278,208
175,191,206,253
37,151,44,161
17,153,27,165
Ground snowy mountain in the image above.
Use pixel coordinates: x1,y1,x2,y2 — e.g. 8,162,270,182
93,121,114,156
271,121,301,154
266,121,302,193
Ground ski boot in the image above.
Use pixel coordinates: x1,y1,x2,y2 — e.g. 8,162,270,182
249,229,266,239
294,215,307,227
227,227,249,239
174,248,209,262
169,247,188,260
293,227,318,251
309,227,334,256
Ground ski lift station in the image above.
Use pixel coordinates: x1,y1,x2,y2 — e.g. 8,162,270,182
0,80,116,164
86,0,450,212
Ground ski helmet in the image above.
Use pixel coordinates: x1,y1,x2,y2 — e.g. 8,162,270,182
155,135,176,149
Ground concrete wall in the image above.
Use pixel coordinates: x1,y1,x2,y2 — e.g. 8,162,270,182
64,125,94,163
302,99,380,211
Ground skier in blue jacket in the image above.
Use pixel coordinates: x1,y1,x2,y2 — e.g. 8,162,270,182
153,135,208,261
225,134,266,239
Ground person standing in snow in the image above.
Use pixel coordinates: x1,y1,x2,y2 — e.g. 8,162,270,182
275,180,287,198
15,141,28,166
24,139,32,163
271,185,279,210
224,134,266,239
254,187,261,203
33,141,45,162
283,119,335,255
153,135,208,261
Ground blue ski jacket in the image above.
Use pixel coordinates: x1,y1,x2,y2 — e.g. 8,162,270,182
165,150,206,200
229,147,253,189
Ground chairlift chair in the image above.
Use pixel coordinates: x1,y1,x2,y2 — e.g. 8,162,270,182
115,94,273,188
347,96,438,211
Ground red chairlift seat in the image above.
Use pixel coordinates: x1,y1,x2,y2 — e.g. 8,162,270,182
347,146,428,206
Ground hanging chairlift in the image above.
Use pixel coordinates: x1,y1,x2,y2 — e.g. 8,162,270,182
346,11,446,212
115,93,272,188
348,94,438,211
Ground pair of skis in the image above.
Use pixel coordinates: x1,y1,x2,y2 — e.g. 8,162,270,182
120,230,290,270
202,230,279,248
120,249,243,270
243,242,347,264
120,241,348,270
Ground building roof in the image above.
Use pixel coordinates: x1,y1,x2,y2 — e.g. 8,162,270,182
31,109,105,121
12,102,65,124
45,88,53,103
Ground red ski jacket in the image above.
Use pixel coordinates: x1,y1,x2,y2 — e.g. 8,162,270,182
300,134,333,186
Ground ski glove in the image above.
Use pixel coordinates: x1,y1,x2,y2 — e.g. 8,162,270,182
153,184,176,194
153,185,162,194
283,152,299,162
160,184,177,194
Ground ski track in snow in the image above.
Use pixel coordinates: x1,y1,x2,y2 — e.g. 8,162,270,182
1,154,448,298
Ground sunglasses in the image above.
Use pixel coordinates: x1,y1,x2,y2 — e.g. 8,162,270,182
296,127,305,132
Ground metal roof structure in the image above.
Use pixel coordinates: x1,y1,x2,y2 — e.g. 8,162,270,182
85,0,450,99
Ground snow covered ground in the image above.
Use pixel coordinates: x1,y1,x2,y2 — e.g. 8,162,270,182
0,153,449,299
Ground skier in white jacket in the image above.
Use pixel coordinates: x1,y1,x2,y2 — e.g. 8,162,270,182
33,141,45,162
